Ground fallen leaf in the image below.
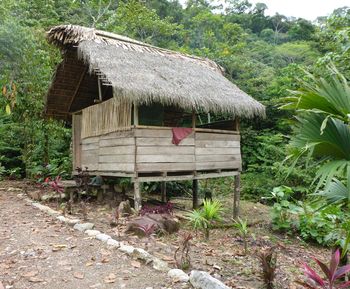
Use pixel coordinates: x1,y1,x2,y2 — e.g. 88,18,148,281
73,272,84,279
52,244,67,252
29,277,44,283
101,258,109,263
104,273,116,283
131,260,141,268
22,271,38,278
85,262,94,267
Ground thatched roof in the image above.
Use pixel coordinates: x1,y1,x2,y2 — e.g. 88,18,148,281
46,24,265,118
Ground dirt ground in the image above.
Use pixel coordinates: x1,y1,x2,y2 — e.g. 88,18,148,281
0,180,330,289
0,183,187,289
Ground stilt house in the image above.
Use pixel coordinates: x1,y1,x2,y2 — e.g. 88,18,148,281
45,25,265,212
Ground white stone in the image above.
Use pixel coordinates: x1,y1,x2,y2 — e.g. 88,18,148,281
189,271,230,289
106,239,120,248
66,218,80,226
95,233,111,242
152,258,170,272
56,216,68,222
133,248,153,264
118,244,135,255
73,222,94,232
168,269,189,283
85,229,101,237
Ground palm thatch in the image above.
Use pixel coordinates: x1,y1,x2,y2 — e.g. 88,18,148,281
46,24,265,118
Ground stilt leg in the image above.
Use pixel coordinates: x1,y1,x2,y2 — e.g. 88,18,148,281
192,179,199,209
161,181,167,203
233,173,241,218
134,181,141,211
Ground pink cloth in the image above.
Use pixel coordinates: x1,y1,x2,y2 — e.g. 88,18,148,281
172,128,193,145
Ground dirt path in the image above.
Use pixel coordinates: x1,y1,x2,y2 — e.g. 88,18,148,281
0,188,179,289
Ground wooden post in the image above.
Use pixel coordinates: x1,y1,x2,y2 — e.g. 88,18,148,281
192,110,196,129
134,181,141,211
192,179,199,209
161,182,167,203
97,77,103,102
233,173,241,218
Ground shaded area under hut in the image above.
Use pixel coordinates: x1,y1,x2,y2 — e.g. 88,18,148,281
45,24,265,215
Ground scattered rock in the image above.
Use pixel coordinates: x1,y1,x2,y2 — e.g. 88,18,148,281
168,269,189,283
132,248,153,264
119,244,135,255
56,215,68,222
96,233,111,242
126,213,179,236
85,229,101,237
152,258,170,272
73,222,94,232
189,271,230,289
106,239,120,248
118,200,132,217
66,218,80,226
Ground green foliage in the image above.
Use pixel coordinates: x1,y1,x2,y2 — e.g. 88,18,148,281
297,203,347,246
268,186,301,231
282,65,350,203
186,199,223,240
270,186,350,246
233,218,249,255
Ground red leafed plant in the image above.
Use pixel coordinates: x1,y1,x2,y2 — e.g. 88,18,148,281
140,202,174,216
300,249,350,289
49,176,64,194
45,176,64,208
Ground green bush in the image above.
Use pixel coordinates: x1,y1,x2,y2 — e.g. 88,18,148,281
269,185,350,246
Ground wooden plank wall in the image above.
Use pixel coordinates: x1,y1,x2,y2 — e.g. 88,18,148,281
135,128,196,172
195,132,242,171
79,127,241,175
81,131,135,172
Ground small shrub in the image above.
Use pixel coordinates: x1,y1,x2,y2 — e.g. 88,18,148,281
233,218,250,255
268,186,302,231
174,233,193,270
299,249,350,289
186,199,223,240
259,247,278,289
140,202,174,215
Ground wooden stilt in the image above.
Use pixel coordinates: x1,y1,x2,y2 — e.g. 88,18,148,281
192,179,199,209
161,181,167,203
233,173,241,218
134,181,141,211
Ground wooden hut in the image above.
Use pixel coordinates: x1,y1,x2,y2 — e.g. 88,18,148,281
45,25,265,213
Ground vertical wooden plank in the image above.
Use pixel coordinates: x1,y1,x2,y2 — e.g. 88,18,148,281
233,173,241,218
192,179,199,209
192,111,196,129
134,181,141,211
234,117,240,132
72,114,82,170
133,104,139,126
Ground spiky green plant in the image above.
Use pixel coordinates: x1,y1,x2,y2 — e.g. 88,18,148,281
233,218,249,255
186,199,223,240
